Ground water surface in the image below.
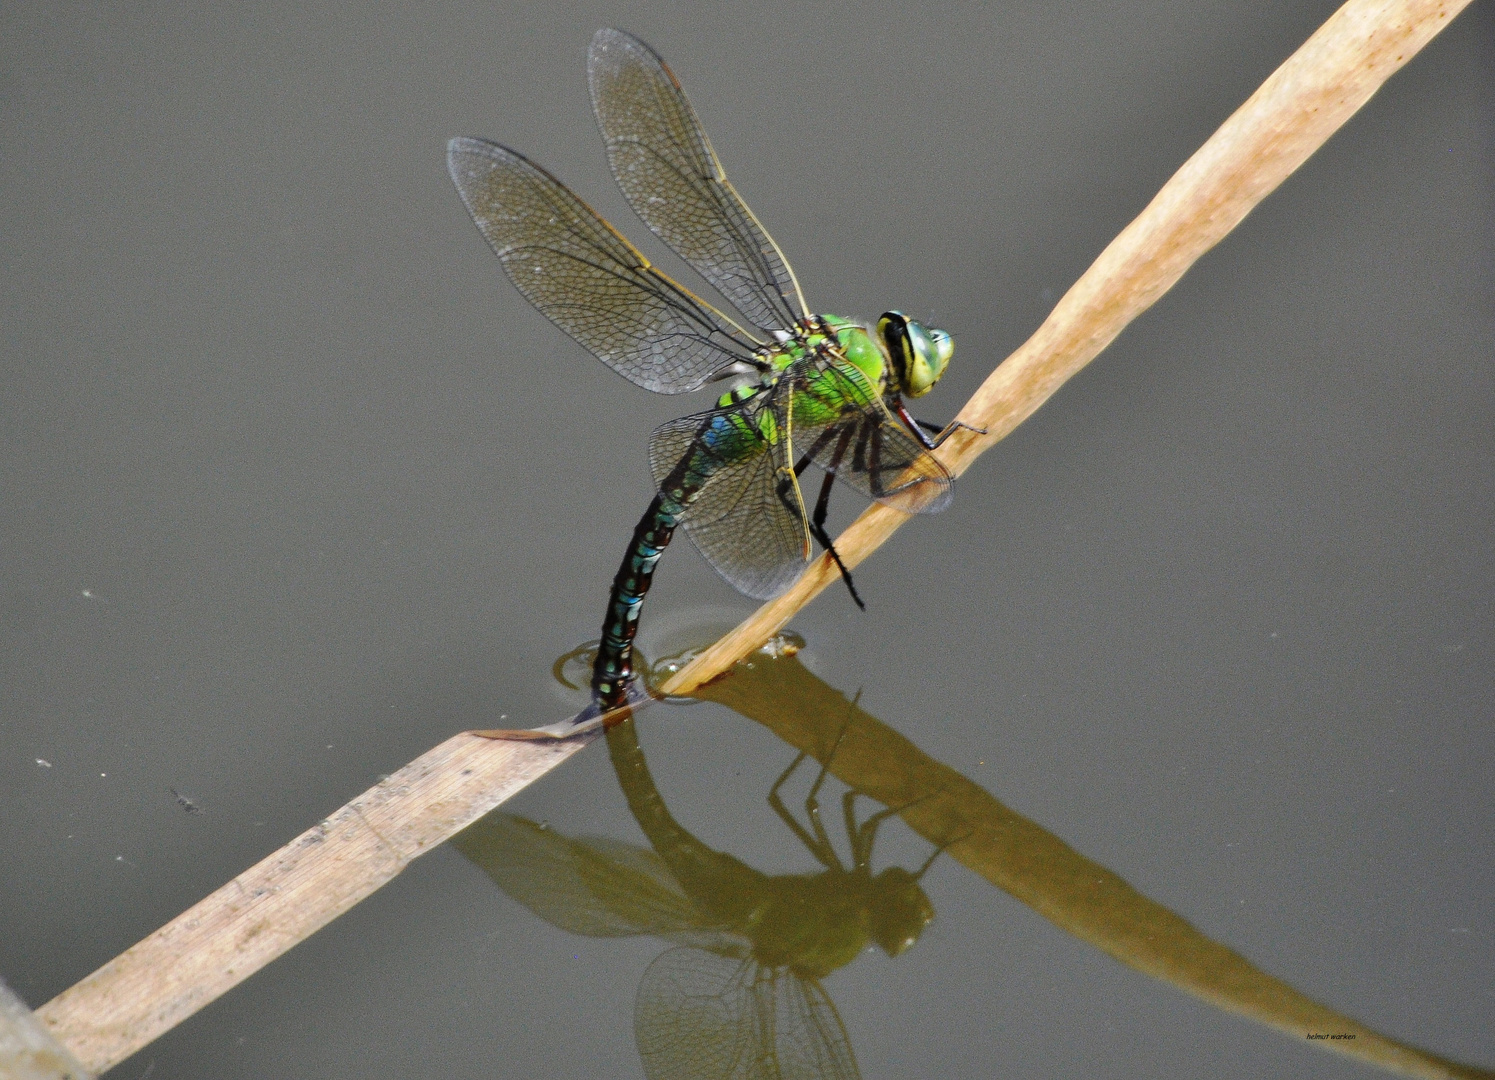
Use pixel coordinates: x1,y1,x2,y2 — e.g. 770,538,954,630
1,1,1490,1077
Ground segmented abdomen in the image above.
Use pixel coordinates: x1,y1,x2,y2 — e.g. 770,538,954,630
592,427,753,709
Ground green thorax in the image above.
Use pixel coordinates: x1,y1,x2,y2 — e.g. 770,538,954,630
714,315,887,427
743,871,879,979
714,315,885,412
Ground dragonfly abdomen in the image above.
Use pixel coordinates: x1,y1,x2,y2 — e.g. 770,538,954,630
592,441,728,709
592,494,680,708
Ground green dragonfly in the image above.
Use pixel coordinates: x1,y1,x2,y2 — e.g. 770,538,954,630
456,720,944,1080
449,29,969,716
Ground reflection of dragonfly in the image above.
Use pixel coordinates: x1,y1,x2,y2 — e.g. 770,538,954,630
455,722,946,1079
448,29,973,715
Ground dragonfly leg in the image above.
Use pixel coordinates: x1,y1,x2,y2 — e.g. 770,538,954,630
866,420,885,497
809,469,865,610
852,790,941,869
796,428,865,610
911,831,973,881
769,714,862,871
798,714,861,870
792,424,840,472
842,788,863,864
774,452,864,609
895,398,987,450
852,802,901,869
768,752,837,868
802,767,840,871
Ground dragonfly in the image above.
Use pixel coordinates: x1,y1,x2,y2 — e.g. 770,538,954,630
455,720,945,1080
449,29,971,716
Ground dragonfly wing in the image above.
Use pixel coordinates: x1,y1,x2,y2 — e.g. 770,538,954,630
453,813,708,938
588,29,805,335
636,948,758,1080
797,363,953,515
635,949,860,1080
448,137,760,394
649,397,812,601
768,973,861,1080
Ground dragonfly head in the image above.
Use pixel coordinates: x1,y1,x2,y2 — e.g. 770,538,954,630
879,311,954,399
868,866,936,956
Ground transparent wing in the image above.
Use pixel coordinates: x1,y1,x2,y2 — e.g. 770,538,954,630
768,968,861,1080
648,397,812,601
634,948,860,1080
793,361,954,515
588,28,805,335
448,137,761,394
453,812,712,939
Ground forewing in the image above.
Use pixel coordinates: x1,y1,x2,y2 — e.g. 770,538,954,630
452,812,706,938
800,363,953,515
448,137,759,394
635,950,861,1080
649,398,812,601
588,29,805,334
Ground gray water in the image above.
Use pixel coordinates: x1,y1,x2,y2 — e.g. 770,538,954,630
2,1,1491,1077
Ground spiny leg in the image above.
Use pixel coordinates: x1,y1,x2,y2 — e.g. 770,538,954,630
894,399,987,450
835,684,872,859
912,832,970,881
768,751,839,869
866,420,885,499
842,788,862,863
852,419,871,477
852,790,941,869
802,756,839,869
788,426,864,609
774,708,856,872
851,801,904,869
772,421,835,557
800,717,857,871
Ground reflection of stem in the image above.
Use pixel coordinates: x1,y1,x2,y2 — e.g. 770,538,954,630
660,0,1475,699
698,654,1493,1080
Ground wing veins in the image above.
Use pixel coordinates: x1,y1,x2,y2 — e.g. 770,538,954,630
507,242,746,343
448,136,773,392
589,29,807,335
615,137,801,329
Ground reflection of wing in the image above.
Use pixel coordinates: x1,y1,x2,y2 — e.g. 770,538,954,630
454,813,721,940
635,948,860,1080
588,28,805,335
649,398,811,601
448,137,761,394
797,362,953,516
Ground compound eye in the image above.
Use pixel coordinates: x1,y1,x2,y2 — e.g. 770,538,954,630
905,320,950,397
929,327,954,368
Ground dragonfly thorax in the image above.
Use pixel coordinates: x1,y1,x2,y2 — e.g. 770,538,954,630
769,315,883,373
715,314,891,410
